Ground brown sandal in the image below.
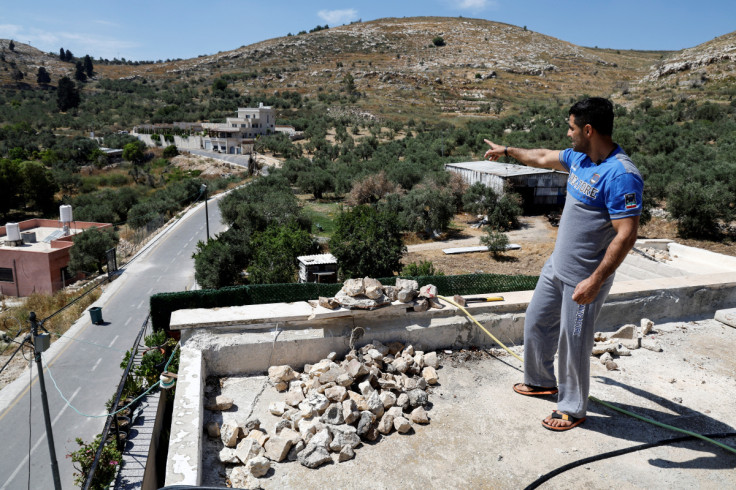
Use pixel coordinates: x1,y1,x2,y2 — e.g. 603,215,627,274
542,410,586,431
513,383,559,396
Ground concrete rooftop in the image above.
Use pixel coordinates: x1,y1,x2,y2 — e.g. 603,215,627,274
200,318,736,489
164,240,736,488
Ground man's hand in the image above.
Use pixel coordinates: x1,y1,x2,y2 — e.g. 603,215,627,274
484,139,504,161
572,276,602,305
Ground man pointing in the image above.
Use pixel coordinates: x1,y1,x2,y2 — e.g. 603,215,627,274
484,97,643,430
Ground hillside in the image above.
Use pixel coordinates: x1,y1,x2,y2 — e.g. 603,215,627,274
94,17,669,119
0,17,734,122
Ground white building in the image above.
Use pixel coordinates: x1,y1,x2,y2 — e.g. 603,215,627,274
201,103,275,154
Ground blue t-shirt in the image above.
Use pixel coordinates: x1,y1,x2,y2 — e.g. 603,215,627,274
551,145,643,285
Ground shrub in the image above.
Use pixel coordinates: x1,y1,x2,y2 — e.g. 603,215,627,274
481,229,510,258
162,145,178,158
402,260,444,276
432,36,446,47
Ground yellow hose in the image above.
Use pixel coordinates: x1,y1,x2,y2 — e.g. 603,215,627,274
439,294,736,456
438,295,523,363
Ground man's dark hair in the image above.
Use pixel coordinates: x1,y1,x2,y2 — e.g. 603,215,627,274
569,97,614,136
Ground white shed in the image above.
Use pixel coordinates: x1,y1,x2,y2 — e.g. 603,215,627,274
297,253,338,283
445,161,569,211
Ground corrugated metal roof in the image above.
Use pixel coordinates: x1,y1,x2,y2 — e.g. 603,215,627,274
445,161,567,177
297,253,337,265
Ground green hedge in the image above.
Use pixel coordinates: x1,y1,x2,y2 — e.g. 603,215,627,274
151,273,539,333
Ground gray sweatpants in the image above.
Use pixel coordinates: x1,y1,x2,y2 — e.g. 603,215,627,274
523,259,613,418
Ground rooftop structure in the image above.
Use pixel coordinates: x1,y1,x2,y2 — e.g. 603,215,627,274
296,253,338,283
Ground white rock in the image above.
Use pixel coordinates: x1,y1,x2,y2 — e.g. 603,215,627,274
424,351,439,368
422,366,439,385
235,438,264,464
377,413,395,434
246,429,269,447
268,365,298,385
285,388,306,407
310,428,333,449
220,421,240,448
410,406,430,424
641,318,654,335
366,390,384,416
204,395,233,411
610,324,636,340
269,401,287,416
264,435,293,462
359,379,374,396
379,391,397,409
247,455,271,477
338,445,355,462
306,393,330,413
219,447,239,464
599,352,613,364
230,466,258,489
328,424,361,452
614,343,632,356
336,373,353,387
325,385,348,402
393,416,412,433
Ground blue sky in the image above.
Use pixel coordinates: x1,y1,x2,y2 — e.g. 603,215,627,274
1,1,734,61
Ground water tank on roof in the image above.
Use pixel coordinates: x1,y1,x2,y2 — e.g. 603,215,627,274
6,223,21,242
60,205,73,223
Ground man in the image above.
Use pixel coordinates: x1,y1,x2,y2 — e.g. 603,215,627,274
484,97,643,431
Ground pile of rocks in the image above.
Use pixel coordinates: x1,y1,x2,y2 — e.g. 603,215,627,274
592,318,663,371
320,277,442,311
207,341,440,486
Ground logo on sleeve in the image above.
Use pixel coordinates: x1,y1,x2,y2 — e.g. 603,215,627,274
625,193,638,209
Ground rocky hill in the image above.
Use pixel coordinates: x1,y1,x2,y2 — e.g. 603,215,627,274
1,17,734,119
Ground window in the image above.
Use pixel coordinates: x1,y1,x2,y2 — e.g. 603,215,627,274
0,267,13,282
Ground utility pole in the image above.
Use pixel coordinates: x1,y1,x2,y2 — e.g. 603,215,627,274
30,312,62,490
201,184,210,242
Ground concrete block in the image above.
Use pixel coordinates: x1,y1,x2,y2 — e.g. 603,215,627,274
715,308,736,328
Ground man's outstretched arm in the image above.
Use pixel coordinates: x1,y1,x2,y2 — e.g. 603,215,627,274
484,139,565,171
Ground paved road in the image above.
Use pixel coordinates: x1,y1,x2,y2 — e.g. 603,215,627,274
0,194,226,489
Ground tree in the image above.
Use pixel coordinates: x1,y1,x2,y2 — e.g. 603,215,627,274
59,47,66,61
248,222,317,284
212,78,227,92
192,238,246,289
400,184,457,236
296,165,333,199
57,76,80,111
74,61,87,82
0,159,23,219
342,73,356,94
65,49,73,61
667,181,731,238
9,40,15,51
329,205,406,278
68,227,119,275
462,182,522,231
83,54,94,77
20,161,58,214
10,68,24,84
36,66,51,85
122,141,145,165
